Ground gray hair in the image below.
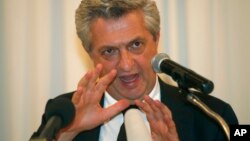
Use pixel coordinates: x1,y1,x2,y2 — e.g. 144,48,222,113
75,0,160,52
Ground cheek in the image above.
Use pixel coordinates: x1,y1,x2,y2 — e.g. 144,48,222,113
134,57,151,72
141,48,157,66
91,53,118,70
90,59,111,77
137,51,157,76
100,61,118,76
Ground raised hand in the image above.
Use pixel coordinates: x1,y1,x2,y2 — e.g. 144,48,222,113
56,64,130,140
135,96,179,141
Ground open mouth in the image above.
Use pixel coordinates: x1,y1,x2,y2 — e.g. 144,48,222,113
119,73,139,85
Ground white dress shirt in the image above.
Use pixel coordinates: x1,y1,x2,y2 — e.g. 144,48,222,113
99,77,161,141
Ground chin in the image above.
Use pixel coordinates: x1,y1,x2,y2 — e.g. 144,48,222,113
122,92,145,101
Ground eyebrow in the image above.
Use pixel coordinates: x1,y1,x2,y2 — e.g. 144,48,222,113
97,36,146,51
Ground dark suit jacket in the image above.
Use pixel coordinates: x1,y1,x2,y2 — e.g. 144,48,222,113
32,78,238,141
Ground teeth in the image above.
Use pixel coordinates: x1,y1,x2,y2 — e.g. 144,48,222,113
119,74,137,83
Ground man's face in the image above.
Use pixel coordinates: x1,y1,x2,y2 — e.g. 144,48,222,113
89,10,159,102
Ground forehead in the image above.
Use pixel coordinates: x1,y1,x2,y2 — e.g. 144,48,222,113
89,10,150,48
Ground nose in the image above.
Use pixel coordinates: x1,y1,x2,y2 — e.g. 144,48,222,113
118,50,134,72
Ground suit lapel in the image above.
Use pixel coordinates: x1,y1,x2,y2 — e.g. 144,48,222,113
159,78,195,141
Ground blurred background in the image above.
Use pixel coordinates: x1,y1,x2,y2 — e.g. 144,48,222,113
0,0,249,140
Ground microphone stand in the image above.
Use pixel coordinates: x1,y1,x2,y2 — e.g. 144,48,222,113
186,93,230,140
178,83,230,141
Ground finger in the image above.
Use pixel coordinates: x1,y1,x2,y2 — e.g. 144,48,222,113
86,64,103,91
101,99,130,122
72,87,83,104
73,65,101,106
136,97,169,133
75,70,94,105
77,70,92,89
134,98,150,113
94,69,117,101
155,100,173,119
144,96,159,112
135,99,156,122
154,100,178,135
136,98,156,123
134,99,144,109
144,96,165,121
77,64,102,88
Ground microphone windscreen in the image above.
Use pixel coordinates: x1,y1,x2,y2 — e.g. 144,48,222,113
151,53,170,73
45,98,75,128
124,109,152,141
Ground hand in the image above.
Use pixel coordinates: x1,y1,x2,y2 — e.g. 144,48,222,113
57,64,130,140
135,95,179,141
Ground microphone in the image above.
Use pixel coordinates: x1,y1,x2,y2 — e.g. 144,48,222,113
151,53,214,94
34,98,75,141
124,109,152,141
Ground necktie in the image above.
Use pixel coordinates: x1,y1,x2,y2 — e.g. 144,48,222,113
117,105,138,141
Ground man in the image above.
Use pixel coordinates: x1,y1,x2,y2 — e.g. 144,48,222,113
32,0,238,141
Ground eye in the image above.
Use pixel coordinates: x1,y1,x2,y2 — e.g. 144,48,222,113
131,41,142,49
128,40,145,54
101,47,119,56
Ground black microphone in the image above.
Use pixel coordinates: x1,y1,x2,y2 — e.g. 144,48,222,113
151,53,214,94
35,98,75,141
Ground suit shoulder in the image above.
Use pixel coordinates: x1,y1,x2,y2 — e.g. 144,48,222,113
54,91,75,100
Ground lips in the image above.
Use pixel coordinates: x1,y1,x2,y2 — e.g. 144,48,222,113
118,73,139,84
